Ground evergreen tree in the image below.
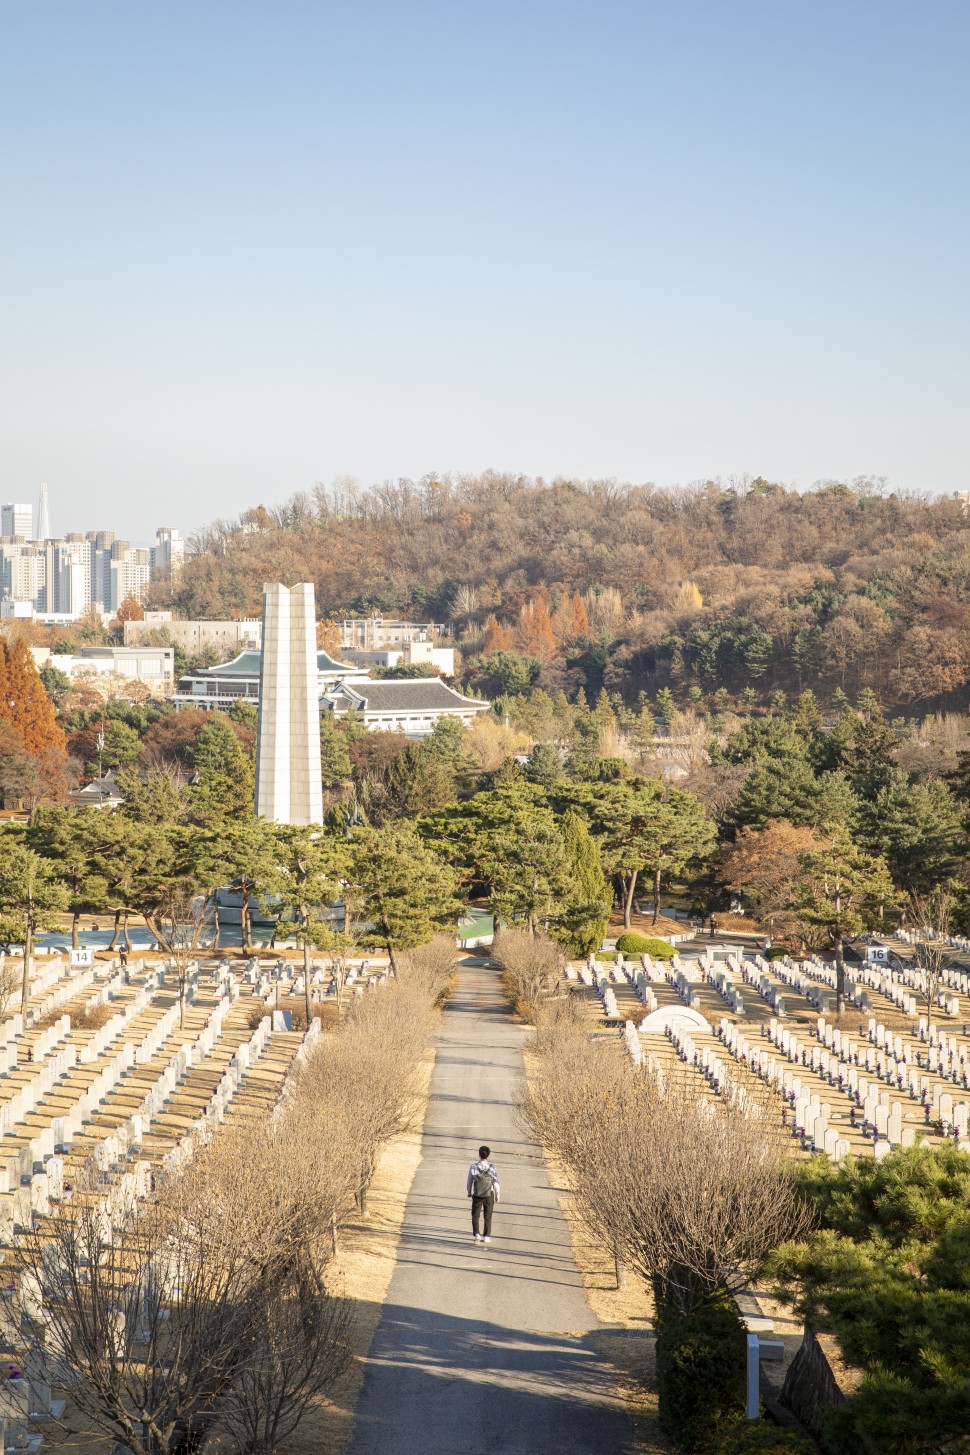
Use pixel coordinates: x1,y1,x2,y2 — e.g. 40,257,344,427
38,661,71,707
553,809,612,955
522,742,564,789
189,714,255,820
567,779,717,927
859,770,963,894
27,807,111,948
99,720,142,770
319,715,353,786
274,823,348,1022
480,802,573,935
0,841,69,1009
348,822,458,972
195,817,280,953
382,742,457,820
791,834,900,1008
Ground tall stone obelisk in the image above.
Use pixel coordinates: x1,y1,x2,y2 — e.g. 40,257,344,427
255,583,323,825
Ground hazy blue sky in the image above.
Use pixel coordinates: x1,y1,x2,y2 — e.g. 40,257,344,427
1,1,966,540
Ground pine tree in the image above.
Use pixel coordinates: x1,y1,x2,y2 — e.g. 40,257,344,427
319,716,353,786
188,713,255,820
273,824,349,1021
554,809,613,955
348,822,458,972
27,807,111,948
0,842,69,1009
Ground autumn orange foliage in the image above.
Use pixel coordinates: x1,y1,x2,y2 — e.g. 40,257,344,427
717,819,823,917
316,619,344,657
0,639,70,802
515,598,557,661
481,614,515,656
551,590,589,645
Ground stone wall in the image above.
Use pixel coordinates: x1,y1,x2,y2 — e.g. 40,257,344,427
780,1324,845,1435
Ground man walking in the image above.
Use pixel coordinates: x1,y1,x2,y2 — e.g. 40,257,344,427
466,1144,500,1243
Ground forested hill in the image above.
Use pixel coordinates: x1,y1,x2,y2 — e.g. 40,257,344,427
153,475,970,712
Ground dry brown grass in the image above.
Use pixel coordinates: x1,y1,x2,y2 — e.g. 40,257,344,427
279,1050,436,1455
522,1048,672,1454
246,999,342,1032
35,1001,116,1031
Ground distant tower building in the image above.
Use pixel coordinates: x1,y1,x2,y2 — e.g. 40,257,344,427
1,503,32,540
151,526,185,577
254,583,323,825
36,482,51,540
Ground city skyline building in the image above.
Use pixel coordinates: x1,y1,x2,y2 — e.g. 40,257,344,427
0,503,32,540
0,483,183,621
36,482,51,540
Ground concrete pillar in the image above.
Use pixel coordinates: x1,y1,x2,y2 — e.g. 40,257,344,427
289,583,324,825
255,582,322,825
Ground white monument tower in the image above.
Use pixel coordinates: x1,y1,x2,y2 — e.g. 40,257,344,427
254,582,323,825
36,482,51,540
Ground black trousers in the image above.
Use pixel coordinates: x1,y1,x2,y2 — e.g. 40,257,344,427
471,1195,495,1236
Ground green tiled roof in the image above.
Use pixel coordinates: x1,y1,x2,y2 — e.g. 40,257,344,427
205,651,262,677
201,649,357,679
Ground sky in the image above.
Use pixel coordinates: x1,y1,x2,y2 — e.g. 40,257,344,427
0,1,967,541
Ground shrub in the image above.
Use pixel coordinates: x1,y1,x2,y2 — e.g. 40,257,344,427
51,1002,115,1031
710,1419,816,1454
246,1000,341,1032
764,945,788,962
656,1296,747,1452
615,933,676,960
492,929,562,1021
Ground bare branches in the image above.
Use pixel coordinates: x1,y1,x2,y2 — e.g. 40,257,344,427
520,1025,811,1316
11,953,450,1455
492,928,562,1021
909,885,956,1021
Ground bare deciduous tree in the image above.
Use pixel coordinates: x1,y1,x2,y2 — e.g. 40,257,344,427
909,885,956,1022
520,1020,811,1316
492,928,562,1022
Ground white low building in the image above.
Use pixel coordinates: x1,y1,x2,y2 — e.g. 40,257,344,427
30,645,176,692
341,639,456,675
173,646,490,735
172,648,370,709
124,612,263,653
321,678,489,736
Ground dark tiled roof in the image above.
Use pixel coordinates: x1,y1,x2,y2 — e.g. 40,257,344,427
329,680,487,712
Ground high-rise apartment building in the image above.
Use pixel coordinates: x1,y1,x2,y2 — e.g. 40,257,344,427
1,503,33,539
0,486,182,620
0,542,44,604
150,527,185,577
107,542,152,611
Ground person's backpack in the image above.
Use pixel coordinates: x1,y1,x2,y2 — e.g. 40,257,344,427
472,1164,495,1198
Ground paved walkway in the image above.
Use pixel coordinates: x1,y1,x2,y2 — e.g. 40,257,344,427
346,957,634,1455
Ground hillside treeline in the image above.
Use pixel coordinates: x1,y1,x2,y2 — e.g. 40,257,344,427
153,473,970,711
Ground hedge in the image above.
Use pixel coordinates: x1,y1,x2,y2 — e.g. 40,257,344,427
656,1296,746,1451
614,933,676,960
710,1420,816,1454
